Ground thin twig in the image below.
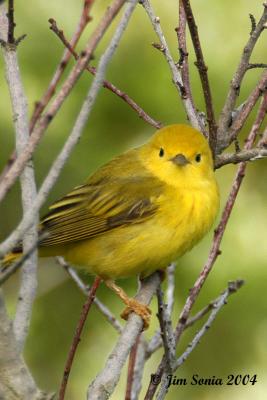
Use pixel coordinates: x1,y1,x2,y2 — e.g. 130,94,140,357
48,17,162,129
59,277,101,400
181,278,244,330
217,2,267,150
215,88,267,166
156,280,244,400
166,263,176,316
145,270,238,358
247,62,267,70
215,147,267,168
144,85,267,400
156,287,175,371
130,335,147,400
48,18,79,57
181,0,217,152
141,0,205,133
175,1,196,112
0,4,38,351
0,0,134,259
146,264,176,358
125,332,142,400
7,0,15,44
29,0,95,132
0,0,126,204
57,257,122,333
227,69,267,146
184,300,217,329
249,14,256,35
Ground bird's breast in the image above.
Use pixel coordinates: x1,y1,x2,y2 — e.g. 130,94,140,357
156,180,219,259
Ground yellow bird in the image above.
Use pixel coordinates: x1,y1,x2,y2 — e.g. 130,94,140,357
4,124,219,327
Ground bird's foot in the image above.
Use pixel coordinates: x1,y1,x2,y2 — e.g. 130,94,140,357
121,299,152,330
104,279,152,329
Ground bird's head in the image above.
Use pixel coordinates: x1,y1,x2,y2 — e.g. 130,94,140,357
140,124,215,188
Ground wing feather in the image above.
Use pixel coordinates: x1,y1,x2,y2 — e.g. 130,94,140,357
39,176,163,247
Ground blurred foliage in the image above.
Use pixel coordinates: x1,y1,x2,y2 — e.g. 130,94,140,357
0,0,267,399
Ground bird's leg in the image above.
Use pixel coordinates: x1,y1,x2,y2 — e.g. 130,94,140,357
104,279,152,329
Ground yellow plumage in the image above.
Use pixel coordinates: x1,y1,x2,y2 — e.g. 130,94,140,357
4,124,219,280
3,124,219,326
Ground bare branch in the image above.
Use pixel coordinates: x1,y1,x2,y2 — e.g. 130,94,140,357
215,147,267,168
175,1,196,113
0,0,126,203
215,83,267,167
141,0,205,133
59,277,101,400
57,257,122,333
146,264,176,358
156,286,176,371
7,0,15,44
247,62,267,70
0,0,136,259
146,329,161,358
0,4,38,351
176,281,245,375
184,299,219,329
226,69,267,147
0,291,54,400
48,17,162,129
90,66,163,128
156,280,244,400
129,335,147,400
125,332,142,400
29,0,95,132
183,279,245,329
87,272,160,400
181,0,217,152
166,263,176,316
217,2,267,150
145,267,243,360
0,1,95,183
249,13,256,35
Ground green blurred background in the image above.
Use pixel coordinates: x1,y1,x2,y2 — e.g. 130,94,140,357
0,0,267,399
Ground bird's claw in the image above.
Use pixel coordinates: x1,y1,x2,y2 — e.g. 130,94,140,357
120,298,152,330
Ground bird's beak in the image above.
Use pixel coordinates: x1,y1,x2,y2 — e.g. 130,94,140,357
170,154,190,166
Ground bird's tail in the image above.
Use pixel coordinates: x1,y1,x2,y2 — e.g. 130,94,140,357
1,248,22,268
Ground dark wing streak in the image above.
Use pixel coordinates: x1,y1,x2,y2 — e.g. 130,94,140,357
39,176,163,247
40,199,157,247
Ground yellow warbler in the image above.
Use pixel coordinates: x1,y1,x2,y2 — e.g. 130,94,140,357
4,124,219,326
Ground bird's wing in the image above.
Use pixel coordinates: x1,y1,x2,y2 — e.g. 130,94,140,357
39,176,163,247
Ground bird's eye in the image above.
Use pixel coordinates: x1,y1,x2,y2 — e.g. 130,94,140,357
195,153,201,163
159,148,164,157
